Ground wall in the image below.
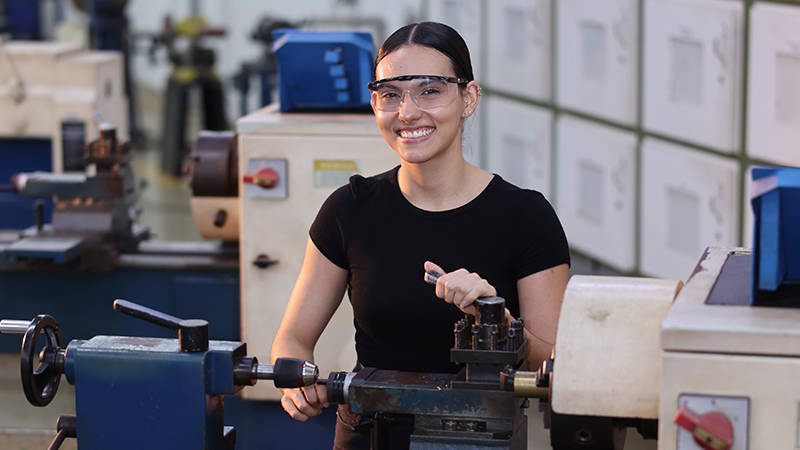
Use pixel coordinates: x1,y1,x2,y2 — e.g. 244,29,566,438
429,0,800,281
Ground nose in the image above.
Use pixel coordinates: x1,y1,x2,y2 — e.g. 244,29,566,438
398,91,422,121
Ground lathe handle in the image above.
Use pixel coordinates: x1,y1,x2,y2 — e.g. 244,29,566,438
113,299,183,330
47,415,76,450
113,299,209,352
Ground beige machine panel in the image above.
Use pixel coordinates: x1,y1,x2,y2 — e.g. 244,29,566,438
552,275,683,419
238,107,398,400
659,246,800,449
660,351,799,449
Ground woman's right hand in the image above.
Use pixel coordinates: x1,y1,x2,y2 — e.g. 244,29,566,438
280,383,330,421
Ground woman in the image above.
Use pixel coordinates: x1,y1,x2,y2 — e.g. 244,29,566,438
271,21,570,448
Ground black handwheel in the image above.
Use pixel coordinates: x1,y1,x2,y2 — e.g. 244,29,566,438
21,315,63,407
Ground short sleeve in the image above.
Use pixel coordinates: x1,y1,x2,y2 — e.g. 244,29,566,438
309,184,352,269
515,192,571,280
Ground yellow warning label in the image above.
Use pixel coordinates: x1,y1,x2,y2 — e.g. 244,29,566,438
314,159,360,188
315,160,359,171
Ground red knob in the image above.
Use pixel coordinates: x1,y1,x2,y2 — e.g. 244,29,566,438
673,404,733,450
243,167,279,189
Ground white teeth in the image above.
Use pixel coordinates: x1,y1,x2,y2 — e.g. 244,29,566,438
400,128,434,138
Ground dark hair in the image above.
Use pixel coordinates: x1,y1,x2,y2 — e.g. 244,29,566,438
374,22,474,81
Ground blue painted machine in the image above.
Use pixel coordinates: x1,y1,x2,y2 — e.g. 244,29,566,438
0,115,240,352
0,300,319,450
272,30,375,112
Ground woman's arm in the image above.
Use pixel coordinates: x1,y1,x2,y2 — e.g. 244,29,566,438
425,260,569,368
513,263,569,366
271,237,349,421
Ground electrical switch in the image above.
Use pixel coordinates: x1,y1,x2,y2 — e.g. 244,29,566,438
243,167,279,189
674,404,733,450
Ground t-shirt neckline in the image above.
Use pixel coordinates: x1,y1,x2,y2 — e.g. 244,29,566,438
389,166,499,218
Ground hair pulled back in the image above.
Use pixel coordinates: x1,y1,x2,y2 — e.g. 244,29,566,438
374,22,474,82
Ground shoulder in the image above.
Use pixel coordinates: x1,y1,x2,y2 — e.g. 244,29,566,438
347,166,397,196
486,175,551,211
336,166,399,213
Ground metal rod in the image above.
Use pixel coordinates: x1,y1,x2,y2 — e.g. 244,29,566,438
0,320,30,334
252,363,275,380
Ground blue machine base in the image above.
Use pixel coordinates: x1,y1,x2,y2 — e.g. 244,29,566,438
224,396,336,450
0,263,338,448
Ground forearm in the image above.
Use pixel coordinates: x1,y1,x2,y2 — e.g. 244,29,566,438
270,333,316,365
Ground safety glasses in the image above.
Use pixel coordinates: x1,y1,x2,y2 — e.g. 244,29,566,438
367,75,469,112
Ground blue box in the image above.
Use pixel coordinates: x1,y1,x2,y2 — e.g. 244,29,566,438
272,30,375,112
751,167,800,305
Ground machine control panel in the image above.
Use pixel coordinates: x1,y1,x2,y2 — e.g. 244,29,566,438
675,394,749,450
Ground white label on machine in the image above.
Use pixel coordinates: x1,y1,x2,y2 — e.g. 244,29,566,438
314,160,361,188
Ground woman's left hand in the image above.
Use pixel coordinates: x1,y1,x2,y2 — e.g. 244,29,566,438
424,261,497,315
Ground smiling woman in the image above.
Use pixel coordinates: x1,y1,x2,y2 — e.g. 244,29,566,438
270,22,571,450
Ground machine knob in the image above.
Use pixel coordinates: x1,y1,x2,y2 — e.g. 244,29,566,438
674,404,733,450
243,167,278,189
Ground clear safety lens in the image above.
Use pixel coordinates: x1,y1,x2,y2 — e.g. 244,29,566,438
369,76,465,112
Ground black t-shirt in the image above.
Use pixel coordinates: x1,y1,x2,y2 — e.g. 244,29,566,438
310,166,570,374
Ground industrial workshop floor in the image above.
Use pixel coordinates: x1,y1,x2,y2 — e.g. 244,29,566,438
132,86,204,243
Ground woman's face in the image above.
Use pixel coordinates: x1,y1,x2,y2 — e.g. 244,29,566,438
372,44,477,166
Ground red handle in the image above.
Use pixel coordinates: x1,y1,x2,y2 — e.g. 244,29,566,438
673,404,733,450
243,167,279,189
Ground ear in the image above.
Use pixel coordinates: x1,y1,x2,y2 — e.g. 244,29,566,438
461,81,481,118
370,92,378,113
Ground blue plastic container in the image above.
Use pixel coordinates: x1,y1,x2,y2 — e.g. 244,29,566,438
750,166,800,304
272,30,375,112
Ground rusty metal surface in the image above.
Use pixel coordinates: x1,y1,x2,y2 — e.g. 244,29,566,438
349,368,523,419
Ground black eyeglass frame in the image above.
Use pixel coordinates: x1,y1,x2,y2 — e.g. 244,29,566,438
367,75,471,91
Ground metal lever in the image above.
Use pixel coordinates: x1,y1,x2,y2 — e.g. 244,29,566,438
47,415,76,450
113,299,209,353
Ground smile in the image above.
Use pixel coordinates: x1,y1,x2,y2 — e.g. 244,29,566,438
399,127,434,139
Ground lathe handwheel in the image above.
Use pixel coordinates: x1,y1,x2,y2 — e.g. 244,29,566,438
21,315,62,407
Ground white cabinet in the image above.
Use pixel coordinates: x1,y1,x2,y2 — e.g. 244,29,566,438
746,2,800,167
641,138,739,280
642,0,743,153
555,115,638,271
485,0,551,101
428,0,484,81
556,0,638,125
485,96,552,198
